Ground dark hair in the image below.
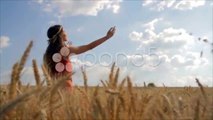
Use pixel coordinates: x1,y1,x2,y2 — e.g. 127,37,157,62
43,25,64,76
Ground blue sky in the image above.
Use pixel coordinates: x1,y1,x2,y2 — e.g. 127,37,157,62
0,0,212,86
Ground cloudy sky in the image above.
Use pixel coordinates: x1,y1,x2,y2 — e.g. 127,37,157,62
0,0,212,87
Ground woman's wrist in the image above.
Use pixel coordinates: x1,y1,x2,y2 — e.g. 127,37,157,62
105,35,110,40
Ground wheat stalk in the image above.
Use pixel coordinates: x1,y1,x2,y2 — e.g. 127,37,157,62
9,41,33,101
100,80,107,89
41,64,52,86
195,78,207,101
9,62,19,99
32,59,41,88
113,68,120,89
118,78,126,92
109,62,115,88
16,41,33,84
81,66,88,93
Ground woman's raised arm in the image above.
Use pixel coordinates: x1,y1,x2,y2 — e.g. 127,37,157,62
69,26,116,55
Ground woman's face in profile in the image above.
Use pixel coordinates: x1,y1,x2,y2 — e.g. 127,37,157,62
60,29,68,41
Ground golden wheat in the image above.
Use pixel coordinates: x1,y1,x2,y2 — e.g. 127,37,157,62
81,66,88,93
32,59,41,88
0,41,213,120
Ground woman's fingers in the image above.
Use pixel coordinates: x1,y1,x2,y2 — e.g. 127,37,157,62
112,26,116,33
106,26,116,39
109,26,116,33
110,27,116,35
109,27,113,32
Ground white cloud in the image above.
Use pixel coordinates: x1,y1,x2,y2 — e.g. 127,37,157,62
0,36,10,49
142,0,206,11
106,2,121,14
142,0,156,6
129,31,143,42
129,18,161,43
36,0,122,16
72,57,93,68
139,18,196,52
175,0,205,10
143,18,163,31
170,54,198,68
134,26,194,52
127,18,212,86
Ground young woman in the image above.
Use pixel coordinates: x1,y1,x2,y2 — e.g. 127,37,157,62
43,25,116,90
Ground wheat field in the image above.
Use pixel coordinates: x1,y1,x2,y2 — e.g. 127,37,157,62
0,41,212,120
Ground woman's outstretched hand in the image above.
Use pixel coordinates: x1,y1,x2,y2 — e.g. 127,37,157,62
106,26,116,39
